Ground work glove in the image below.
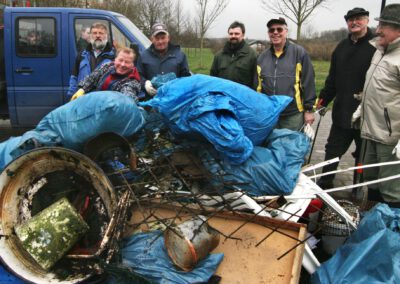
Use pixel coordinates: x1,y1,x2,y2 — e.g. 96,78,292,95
70,88,85,101
351,104,361,129
393,140,400,159
145,80,157,96
303,123,315,140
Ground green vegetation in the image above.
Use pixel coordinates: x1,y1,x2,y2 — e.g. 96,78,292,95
185,48,331,97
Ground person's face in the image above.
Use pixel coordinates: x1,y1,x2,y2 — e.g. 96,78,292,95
27,33,39,45
228,27,244,44
151,33,170,53
268,24,288,47
346,15,369,34
82,28,91,41
90,27,108,50
114,51,134,75
376,22,400,49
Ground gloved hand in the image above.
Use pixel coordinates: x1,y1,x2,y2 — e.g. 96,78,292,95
351,104,361,129
303,123,315,140
70,88,85,101
392,140,400,159
145,80,157,96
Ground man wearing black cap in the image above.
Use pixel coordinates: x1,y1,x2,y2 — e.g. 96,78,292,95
353,4,400,207
137,23,190,97
316,7,375,190
255,17,316,131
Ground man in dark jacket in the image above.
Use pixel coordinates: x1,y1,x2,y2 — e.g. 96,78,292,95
255,17,316,131
67,22,115,100
136,23,190,98
316,8,376,189
210,21,257,89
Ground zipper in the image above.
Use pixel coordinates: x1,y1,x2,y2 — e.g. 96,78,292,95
384,107,392,136
273,57,278,94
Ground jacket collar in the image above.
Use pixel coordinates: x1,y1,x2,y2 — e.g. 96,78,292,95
149,43,180,57
370,36,400,54
222,40,247,55
85,41,114,54
348,27,374,43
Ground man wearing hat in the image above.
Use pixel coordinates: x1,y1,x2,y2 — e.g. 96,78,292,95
353,4,400,207
137,23,190,97
255,17,316,131
316,7,376,189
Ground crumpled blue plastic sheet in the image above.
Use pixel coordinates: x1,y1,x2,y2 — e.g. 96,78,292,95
0,91,146,171
312,204,400,283
108,231,224,284
151,72,177,89
141,74,292,165
0,265,25,283
200,129,310,196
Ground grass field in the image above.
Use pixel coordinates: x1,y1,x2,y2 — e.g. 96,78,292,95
184,47,330,96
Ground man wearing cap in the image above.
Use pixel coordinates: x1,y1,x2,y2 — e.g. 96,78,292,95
316,8,376,189
353,4,400,207
210,21,257,88
255,17,316,131
137,23,190,98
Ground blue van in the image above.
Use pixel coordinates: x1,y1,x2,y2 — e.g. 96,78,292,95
0,6,150,127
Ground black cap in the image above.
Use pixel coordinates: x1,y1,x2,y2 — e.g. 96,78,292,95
375,4,400,26
267,17,287,28
151,23,169,37
344,7,369,21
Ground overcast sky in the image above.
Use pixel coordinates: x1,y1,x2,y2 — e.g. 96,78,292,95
191,0,399,40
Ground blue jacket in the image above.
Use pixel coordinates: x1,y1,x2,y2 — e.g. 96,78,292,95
136,43,190,85
67,42,115,99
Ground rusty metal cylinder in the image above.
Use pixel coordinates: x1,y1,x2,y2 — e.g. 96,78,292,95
164,215,220,271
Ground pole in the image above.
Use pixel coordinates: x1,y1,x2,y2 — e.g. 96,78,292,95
381,0,386,13
307,114,323,164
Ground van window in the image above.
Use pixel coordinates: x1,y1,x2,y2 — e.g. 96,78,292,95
74,19,110,53
16,18,56,57
111,23,130,49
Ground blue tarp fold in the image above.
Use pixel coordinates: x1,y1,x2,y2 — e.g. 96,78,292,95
312,204,400,283
141,74,292,164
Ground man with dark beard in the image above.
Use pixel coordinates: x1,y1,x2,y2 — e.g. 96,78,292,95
67,22,115,100
210,21,257,89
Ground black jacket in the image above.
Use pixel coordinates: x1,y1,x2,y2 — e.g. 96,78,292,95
319,28,375,128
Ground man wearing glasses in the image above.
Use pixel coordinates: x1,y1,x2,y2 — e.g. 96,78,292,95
255,17,316,131
316,8,375,190
354,4,400,207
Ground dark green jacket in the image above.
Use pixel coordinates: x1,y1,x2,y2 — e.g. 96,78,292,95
210,41,258,89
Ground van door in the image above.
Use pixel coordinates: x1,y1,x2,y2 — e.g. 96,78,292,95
7,13,61,127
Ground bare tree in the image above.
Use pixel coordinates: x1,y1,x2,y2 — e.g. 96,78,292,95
195,0,229,67
260,0,329,40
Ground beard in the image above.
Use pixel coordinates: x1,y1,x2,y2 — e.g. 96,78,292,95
91,38,107,50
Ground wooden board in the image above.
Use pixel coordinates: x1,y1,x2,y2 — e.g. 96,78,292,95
126,204,306,284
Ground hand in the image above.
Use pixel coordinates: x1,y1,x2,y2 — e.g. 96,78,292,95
304,111,315,125
393,140,400,159
70,88,85,101
351,105,361,129
316,98,327,116
145,80,157,96
303,123,315,140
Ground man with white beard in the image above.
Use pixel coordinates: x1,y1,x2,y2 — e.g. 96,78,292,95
67,22,115,100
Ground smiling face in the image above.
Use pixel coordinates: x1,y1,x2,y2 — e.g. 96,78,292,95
376,23,400,49
346,15,369,36
268,24,288,50
114,50,135,75
228,27,245,45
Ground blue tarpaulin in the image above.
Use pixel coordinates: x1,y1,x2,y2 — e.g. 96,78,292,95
0,91,145,171
109,231,224,284
312,204,400,283
141,74,292,165
200,129,310,196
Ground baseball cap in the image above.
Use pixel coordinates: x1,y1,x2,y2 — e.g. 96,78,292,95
151,23,169,37
267,17,287,28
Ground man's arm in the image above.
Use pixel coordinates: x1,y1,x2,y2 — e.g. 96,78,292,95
67,54,83,96
77,62,109,93
300,51,317,111
179,52,191,77
210,55,219,77
119,79,142,102
318,51,337,107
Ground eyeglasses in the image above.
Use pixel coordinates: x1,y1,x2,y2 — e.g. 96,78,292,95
346,16,367,23
268,27,285,33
